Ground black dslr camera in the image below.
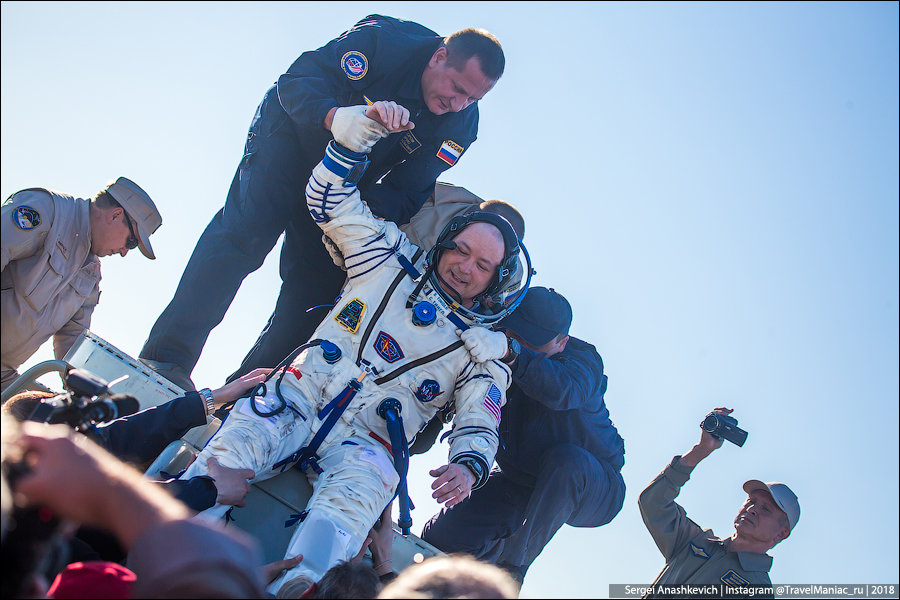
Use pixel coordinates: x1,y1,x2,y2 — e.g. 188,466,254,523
700,411,748,447
28,368,139,436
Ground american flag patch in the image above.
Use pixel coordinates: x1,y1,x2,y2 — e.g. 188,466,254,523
482,383,502,423
436,140,464,166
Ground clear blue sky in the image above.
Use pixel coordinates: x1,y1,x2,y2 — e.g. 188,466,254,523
2,2,898,597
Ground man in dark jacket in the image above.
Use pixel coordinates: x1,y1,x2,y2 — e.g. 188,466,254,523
139,15,505,391
421,287,626,582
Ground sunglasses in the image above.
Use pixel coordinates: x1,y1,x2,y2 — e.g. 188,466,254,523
123,213,139,250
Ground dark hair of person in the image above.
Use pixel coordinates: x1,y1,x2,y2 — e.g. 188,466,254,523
2,391,59,423
93,189,121,210
476,200,525,240
444,28,505,81
313,561,380,599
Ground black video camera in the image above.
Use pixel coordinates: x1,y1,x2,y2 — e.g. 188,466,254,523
700,411,748,447
27,368,139,437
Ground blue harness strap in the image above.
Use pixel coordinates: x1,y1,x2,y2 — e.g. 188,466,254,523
272,377,363,474
378,399,413,535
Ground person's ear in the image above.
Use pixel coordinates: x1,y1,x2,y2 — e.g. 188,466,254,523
430,46,448,67
557,334,569,352
775,527,790,545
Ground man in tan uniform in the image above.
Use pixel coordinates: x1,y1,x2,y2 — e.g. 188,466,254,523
638,408,800,594
1,178,161,391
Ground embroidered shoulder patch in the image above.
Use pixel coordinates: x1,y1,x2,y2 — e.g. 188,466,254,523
414,379,443,403
400,131,422,155
482,383,502,424
335,298,366,333
721,570,751,587
341,50,368,80
436,140,464,166
374,331,404,363
689,542,710,559
12,205,41,230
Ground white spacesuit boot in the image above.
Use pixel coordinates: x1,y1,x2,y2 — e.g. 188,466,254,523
266,508,362,596
267,438,399,596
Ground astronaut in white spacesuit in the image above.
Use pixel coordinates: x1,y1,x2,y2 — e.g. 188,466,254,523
177,102,530,594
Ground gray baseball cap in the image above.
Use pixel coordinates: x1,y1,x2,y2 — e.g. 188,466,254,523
106,177,162,259
743,480,800,531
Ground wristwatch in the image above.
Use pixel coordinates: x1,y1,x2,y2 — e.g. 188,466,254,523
454,455,488,489
198,387,215,416
501,337,521,365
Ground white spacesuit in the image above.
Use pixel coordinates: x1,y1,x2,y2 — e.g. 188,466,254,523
179,139,524,593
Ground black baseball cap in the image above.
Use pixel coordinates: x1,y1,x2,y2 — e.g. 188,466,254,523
499,287,572,347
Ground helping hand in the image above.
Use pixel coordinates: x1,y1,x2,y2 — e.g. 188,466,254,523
365,101,414,132
260,554,303,584
210,367,271,409
207,457,255,507
459,327,508,363
331,105,390,153
429,463,475,508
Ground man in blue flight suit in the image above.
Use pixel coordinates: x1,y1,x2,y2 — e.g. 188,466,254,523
139,15,505,390
421,287,626,583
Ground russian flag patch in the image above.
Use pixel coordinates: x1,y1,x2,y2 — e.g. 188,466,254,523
482,383,503,424
436,140,464,166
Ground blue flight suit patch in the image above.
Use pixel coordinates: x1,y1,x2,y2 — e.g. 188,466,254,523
374,331,404,363
415,379,443,403
341,50,368,80
13,205,41,230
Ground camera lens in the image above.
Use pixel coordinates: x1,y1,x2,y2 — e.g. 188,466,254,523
701,414,719,432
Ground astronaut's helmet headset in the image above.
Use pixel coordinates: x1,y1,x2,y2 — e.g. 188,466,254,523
425,211,533,325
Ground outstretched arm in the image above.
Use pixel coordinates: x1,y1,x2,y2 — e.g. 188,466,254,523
305,114,415,280
638,408,730,559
